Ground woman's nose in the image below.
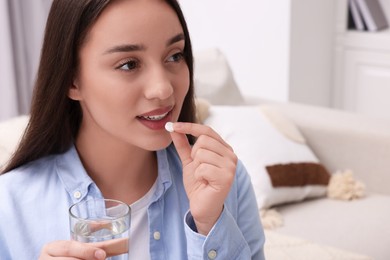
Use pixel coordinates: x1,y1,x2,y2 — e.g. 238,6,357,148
144,66,173,100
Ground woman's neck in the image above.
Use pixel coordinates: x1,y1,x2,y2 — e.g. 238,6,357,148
75,129,158,205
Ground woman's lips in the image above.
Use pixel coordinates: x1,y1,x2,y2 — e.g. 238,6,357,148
138,106,173,117
137,107,173,130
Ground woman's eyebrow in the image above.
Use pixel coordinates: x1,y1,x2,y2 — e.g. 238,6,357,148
103,33,184,55
103,44,145,55
166,33,185,46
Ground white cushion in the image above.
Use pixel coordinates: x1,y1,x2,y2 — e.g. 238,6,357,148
204,106,329,209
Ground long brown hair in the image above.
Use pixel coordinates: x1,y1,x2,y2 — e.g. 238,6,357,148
2,0,195,174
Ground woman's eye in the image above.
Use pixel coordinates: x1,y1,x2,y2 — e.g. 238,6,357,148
116,59,139,71
167,52,184,63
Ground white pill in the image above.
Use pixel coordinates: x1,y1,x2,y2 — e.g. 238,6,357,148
165,122,174,132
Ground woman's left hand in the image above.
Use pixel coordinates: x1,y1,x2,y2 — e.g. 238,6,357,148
169,122,237,235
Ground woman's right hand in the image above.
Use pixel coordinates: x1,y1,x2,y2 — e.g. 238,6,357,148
39,240,106,260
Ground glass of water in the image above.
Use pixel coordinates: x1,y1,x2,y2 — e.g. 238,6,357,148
69,198,131,260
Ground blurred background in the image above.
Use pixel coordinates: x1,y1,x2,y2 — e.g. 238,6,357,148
1,0,390,121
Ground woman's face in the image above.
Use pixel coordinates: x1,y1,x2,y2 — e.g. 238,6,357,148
69,0,190,151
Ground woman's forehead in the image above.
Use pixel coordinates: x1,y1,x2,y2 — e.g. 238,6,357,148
84,0,183,50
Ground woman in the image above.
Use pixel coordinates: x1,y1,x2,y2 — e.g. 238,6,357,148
0,0,265,259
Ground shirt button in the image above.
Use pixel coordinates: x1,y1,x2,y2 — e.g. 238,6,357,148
153,231,161,240
73,191,82,199
208,249,217,259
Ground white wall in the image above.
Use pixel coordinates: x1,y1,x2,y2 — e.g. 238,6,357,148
289,0,335,107
180,0,337,107
179,0,292,101
0,0,51,121
0,1,19,120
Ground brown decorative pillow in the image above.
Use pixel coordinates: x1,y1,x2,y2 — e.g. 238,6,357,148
266,162,330,187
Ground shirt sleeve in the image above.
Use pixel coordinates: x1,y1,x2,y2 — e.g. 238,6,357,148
184,160,266,259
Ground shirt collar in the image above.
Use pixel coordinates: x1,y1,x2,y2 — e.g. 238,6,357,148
55,144,176,204
55,145,96,204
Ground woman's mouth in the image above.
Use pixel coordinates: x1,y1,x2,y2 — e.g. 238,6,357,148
137,107,173,130
139,111,169,121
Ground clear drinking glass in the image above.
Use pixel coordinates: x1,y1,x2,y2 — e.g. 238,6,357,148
69,198,131,260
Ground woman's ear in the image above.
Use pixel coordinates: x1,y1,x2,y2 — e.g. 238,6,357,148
68,80,82,101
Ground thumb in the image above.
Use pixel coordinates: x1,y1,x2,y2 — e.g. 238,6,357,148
170,131,193,167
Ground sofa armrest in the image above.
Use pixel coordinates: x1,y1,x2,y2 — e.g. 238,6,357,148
259,100,390,195
0,115,29,171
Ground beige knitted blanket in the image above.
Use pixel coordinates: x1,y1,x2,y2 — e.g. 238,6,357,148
264,230,372,260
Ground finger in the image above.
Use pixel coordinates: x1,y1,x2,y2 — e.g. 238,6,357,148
42,240,106,260
40,257,88,260
40,258,81,260
88,220,112,233
169,131,193,166
192,149,237,181
91,237,128,257
192,164,235,191
189,141,237,186
172,122,233,151
192,147,226,169
192,135,237,162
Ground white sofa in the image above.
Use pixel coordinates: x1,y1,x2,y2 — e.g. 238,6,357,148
196,97,390,260
256,100,390,260
193,48,390,259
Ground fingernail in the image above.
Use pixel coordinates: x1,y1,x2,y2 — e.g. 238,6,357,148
94,249,106,260
165,122,174,132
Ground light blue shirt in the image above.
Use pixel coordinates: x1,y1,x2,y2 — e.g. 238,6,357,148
0,144,265,259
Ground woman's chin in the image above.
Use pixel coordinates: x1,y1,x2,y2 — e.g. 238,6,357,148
142,135,173,151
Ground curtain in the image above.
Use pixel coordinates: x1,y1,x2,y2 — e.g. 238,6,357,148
0,0,52,121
